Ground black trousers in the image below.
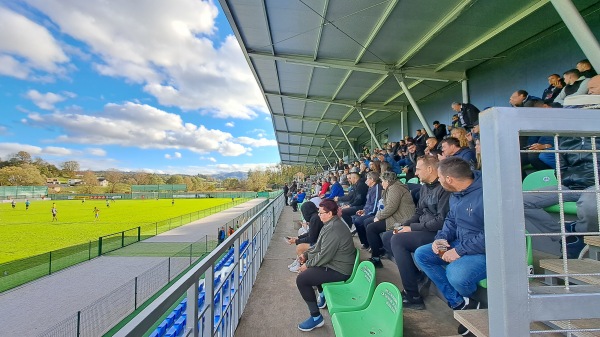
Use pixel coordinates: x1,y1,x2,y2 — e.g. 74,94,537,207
354,214,375,246
341,206,360,227
296,266,349,303
390,231,436,297
366,219,387,257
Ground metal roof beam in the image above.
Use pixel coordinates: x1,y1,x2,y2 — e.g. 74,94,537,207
271,113,362,127
248,52,465,81
354,0,400,64
313,0,330,61
276,131,355,141
265,92,405,112
435,0,550,71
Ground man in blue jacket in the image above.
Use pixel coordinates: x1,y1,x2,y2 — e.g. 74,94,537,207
324,176,344,199
440,137,476,170
414,157,485,336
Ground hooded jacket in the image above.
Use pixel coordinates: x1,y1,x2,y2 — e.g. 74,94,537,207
337,178,369,208
559,136,600,190
435,171,484,256
402,179,450,232
297,201,324,245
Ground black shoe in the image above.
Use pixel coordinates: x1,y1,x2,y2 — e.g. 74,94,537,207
368,257,383,268
458,324,475,336
562,222,585,259
401,290,425,310
417,273,431,298
456,298,480,311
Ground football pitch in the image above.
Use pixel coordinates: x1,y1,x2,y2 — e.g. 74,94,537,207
0,198,234,264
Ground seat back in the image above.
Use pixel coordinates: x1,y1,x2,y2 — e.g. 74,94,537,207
407,177,420,184
351,261,376,292
366,282,403,336
522,169,557,191
345,249,360,284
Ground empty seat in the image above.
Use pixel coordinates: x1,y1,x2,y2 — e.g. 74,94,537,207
323,261,376,314
164,326,178,337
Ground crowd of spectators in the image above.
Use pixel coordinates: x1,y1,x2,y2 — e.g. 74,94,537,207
282,59,600,334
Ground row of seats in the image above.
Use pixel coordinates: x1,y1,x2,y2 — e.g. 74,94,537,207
149,240,253,337
320,255,404,336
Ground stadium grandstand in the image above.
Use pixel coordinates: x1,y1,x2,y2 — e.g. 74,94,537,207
17,0,600,336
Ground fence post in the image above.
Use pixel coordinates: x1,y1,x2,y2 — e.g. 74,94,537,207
205,234,208,253
137,226,141,242
76,311,81,337
134,277,138,309
155,222,158,236
88,241,91,260
121,231,125,248
98,237,103,256
48,251,52,275
168,257,171,282
189,244,193,265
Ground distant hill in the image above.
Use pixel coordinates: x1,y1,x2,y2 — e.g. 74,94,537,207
211,171,247,180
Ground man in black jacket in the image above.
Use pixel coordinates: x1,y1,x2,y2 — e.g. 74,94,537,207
524,136,600,258
335,172,369,227
451,102,480,130
283,183,289,205
382,156,451,309
432,121,447,142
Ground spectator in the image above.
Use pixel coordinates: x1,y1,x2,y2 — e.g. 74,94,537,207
475,139,482,170
577,59,597,78
288,201,325,272
336,172,369,227
291,189,307,212
218,226,226,244
366,171,415,268
318,178,330,198
369,160,381,174
449,114,461,131
362,145,370,157
524,136,600,258
587,75,600,94
383,155,451,309
432,120,447,142
336,159,345,171
451,102,480,130
414,129,427,156
554,69,591,105
450,127,469,148
295,199,356,331
352,171,383,248
424,137,440,156
542,74,563,104
324,176,344,199
283,183,289,206
509,89,540,107
414,157,485,336
465,123,480,149
439,137,476,169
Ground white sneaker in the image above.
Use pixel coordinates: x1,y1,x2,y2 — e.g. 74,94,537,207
289,263,301,273
288,259,299,269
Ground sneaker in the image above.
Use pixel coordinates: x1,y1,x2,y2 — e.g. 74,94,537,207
298,315,324,332
288,259,299,269
455,297,480,311
458,324,475,336
289,263,301,273
368,257,383,268
360,244,370,250
350,229,357,236
317,295,327,309
401,290,425,310
563,221,585,259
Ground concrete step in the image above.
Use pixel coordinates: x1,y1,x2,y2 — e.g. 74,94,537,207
453,309,566,337
540,258,600,285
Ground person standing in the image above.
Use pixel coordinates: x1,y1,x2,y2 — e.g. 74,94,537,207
283,183,290,205
11,200,16,209
25,199,30,210
51,206,58,221
93,207,100,221
451,102,480,130
218,226,226,244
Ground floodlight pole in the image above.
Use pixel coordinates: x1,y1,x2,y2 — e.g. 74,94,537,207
392,73,434,136
339,126,360,160
320,149,333,168
551,0,600,72
327,139,341,161
356,107,383,150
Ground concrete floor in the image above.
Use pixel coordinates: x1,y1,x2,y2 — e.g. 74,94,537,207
234,205,460,337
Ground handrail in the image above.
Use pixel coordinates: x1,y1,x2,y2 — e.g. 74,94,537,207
114,192,284,337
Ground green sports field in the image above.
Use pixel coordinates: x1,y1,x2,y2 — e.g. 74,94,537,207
0,198,234,264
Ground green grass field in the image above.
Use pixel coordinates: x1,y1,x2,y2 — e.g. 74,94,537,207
0,198,234,264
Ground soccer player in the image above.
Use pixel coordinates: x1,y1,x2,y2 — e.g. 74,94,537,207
11,200,16,209
93,207,100,221
25,199,30,210
51,207,58,221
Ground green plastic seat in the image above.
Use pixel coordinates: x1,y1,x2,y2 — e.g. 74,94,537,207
397,173,406,179
331,282,403,337
478,234,533,289
323,249,360,287
407,177,420,184
323,261,376,314
522,169,577,215
399,178,406,184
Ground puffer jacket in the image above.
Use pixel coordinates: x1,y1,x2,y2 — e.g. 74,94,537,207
402,179,450,232
435,171,484,256
559,137,600,190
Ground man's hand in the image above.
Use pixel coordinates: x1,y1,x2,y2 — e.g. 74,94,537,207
432,239,449,254
529,143,551,150
402,167,408,173
298,254,307,264
356,210,364,216
298,264,308,273
373,217,379,222
334,196,339,202
287,237,298,244
442,248,461,263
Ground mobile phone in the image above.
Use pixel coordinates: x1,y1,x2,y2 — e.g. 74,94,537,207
521,145,531,150
285,236,291,240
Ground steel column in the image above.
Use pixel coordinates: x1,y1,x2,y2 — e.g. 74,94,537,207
356,107,383,150
327,139,341,161
392,74,434,136
339,126,359,160
551,0,600,72
462,80,469,103
320,150,333,168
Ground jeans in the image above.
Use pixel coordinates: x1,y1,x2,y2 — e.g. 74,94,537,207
524,185,599,237
353,214,375,246
414,243,486,308
390,231,437,297
366,220,387,257
538,149,556,169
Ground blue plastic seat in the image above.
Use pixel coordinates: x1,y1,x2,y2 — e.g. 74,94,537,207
157,320,168,335
180,298,187,311
174,316,186,335
164,326,178,337
148,330,159,337
166,312,176,327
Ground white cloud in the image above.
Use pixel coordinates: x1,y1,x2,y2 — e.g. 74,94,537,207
0,7,68,79
174,151,182,158
43,146,74,156
25,90,67,110
164,153,171,159
25,0,267,119
87,147,106,156
25,102,255,156
225,122,234,128
236,137,277,147
200,156,217,163
0,142,76,158
155,162,278,175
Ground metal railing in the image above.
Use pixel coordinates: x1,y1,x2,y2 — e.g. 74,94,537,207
113,193,285,337
37,196,276,337
480,107,600,336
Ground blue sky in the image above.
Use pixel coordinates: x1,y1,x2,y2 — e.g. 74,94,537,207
0,0,280,175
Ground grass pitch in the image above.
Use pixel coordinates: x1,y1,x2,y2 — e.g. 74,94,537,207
0,198,234,264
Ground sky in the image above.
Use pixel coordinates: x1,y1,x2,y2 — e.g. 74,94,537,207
0,0,281,175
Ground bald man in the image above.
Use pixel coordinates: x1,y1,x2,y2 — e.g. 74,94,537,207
587,75,600,95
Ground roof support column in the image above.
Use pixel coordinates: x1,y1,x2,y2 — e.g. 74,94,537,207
462,79,469,103
400,110,407,140
356,107,383,150
551,0,600,72
392,73,434,136
320,150,333,168
316,158,324,170
327,140,341,161
339,126,360,160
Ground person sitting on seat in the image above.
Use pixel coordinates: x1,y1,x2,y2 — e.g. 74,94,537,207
366,171,415,268
287,201,325,272
414,157,485,336
324,176,344,199
317,178,330,198
439,137,476,169
291,189,306,212
554,69,591,106
352,171,383,248
295,199,356,332
381,155,451,310
335,172,368,227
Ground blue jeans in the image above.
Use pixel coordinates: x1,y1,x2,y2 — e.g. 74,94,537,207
414,242,486,308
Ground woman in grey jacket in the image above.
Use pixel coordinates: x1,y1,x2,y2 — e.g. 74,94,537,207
295,199,356,332
367,171,415,268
